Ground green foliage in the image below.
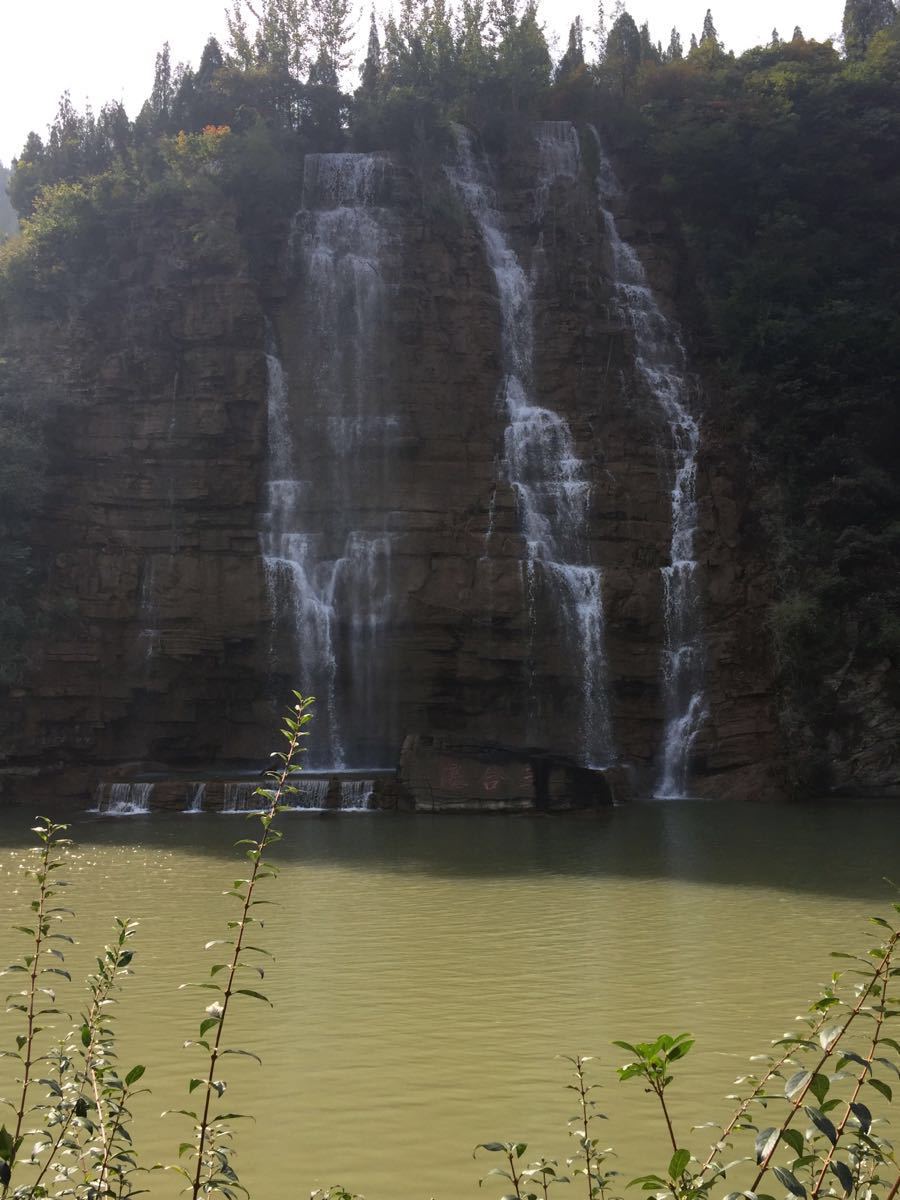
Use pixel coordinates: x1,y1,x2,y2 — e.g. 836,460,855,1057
0,698,313,1199
595,19,900,790
479,911,900,1200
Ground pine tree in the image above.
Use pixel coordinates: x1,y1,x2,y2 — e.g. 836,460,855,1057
555,17,585,80
638,19,659,61
842,0,898,59
604,11,641,90
360,10,382,92
150,43,173,124
792,25,805,40
689,32,698,51
771,27,781,45
667,27,683,60
700,8,721,48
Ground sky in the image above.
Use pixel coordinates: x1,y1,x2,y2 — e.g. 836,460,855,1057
0,0,846,165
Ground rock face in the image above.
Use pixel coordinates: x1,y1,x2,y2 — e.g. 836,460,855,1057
0,125,786,805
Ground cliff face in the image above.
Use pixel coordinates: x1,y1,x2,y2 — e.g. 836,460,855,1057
1,126,785,803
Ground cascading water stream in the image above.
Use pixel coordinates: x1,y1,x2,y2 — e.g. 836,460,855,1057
448,126,614,765
588,127,707,798
261,153,397,769
94,783,154,816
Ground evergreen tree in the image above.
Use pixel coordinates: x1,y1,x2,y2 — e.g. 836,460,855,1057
150,43,174,126
842,0,898,59
638,19,660,61
197,36,225,86
360,10,382,92
666,27,683,60
771,27,781,46
700,9,721,48
604,11,641,89
555,17,585,80
792,25,805,40
689,32,698,52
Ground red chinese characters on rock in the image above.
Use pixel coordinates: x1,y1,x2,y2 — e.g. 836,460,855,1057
439,759,467,793
481,765,507,793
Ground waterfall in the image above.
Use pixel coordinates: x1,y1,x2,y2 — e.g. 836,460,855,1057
95,783,154,815
288,779,331,810
262,153,397,769
340,779,374,811
222,782,260,813
448,126,614,766
588,127,707,798
533,121,581,220
186,783,206,813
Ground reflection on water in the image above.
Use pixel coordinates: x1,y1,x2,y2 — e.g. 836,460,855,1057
0,802,896,1199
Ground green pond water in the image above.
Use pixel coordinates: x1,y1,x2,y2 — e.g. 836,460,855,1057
0,801,897,1199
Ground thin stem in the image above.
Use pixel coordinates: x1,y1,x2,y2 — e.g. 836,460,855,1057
749,932,898,1192
656,1085,679,1154
2,833,54,1198
810,937,894,1199
697,1012,829,1178
189,707,305,1200
885,1171,900,1200
576,1058,595,1200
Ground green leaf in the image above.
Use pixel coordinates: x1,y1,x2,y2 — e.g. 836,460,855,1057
233,989,271,1004
829,1161,853,1194
0,1125,14,1163
784,1071,811,1100
867,1078,892,1102
125,1065,145,1086
781,1129,805,1158
809,1074,829,1104
755,1129,778,1164
803,1106,837,1145
772,1166,805,1197
848,1102,871,1133
668,1149,690,1180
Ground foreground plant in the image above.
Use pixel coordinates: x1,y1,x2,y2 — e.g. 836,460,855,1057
479,906,900,1200
173,691,313,1200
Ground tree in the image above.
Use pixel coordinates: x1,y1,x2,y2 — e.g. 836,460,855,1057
638,20,660,62
689,32,699,52
359,10,382,93
604,11,641,90
311,0,354,82
771,27,781,46
842,0,898,59
226,0,312,78
494,0,551,112
555,17,585,81
700,9,721,49
593,1,607,62
149,43,174,128
666,27,683,60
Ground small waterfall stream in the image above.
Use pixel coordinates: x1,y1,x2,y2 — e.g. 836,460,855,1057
262,153,397,769
448,126,613,765
94,783,154,815
589,128,707,797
